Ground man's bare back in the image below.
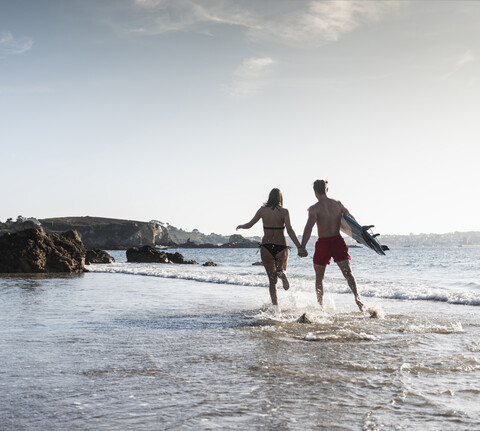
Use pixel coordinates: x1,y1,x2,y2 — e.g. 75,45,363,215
309,197,349,238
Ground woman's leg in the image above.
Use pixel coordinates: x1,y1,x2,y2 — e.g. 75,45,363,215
260,247,278,305
275,248,290,290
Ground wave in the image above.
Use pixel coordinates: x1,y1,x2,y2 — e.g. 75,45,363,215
86,262,480,306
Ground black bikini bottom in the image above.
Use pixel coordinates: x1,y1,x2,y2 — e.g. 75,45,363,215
260,243,288,257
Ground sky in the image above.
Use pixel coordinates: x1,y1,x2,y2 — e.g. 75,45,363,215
1,0,479,237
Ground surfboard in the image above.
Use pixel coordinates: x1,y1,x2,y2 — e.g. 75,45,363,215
340,214,389,256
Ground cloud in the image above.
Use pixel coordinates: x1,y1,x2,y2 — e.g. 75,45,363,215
247,1,401,47
456,49,474,68
234,57,276,78
227,56,277,98
130,0,255,34
127,1,402,97
130,0,401,46
0,32,33,58
442,49,476,80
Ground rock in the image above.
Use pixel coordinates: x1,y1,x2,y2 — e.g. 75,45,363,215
203,261,217,267
0,228,86,274
168,251,197,265
127,245,168,263
126,246,197,264
177,239,218,248
85,249,115,264
14,220,43,232
252,262,263,266
296,312,314,324
220,234,259,249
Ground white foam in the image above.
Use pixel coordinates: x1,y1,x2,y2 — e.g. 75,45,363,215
86,259,480,307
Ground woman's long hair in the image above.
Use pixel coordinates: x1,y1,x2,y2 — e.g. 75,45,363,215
264,188,283,210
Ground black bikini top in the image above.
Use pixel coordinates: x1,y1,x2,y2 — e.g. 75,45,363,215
263,226,285,230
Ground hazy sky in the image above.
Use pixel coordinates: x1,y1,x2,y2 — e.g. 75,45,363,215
1,0,479,237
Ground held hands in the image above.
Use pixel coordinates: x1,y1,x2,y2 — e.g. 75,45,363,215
297,246,308,258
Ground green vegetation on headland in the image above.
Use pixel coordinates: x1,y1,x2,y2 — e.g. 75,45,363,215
1,216,479,248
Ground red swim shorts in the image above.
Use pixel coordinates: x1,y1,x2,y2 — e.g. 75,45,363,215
313,235,351,266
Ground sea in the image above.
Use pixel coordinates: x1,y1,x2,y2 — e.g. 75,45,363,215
1,246,479,430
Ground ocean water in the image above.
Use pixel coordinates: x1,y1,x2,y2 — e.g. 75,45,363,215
1,246,479,430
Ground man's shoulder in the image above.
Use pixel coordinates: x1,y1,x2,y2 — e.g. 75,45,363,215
308,201,322,212
308,198,344,212
327,197,345,207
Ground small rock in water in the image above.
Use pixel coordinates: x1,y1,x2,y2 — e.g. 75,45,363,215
296,312,313,324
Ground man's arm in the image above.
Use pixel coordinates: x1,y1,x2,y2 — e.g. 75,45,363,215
300,208,317,249
236,209,262,230
340,201,355,221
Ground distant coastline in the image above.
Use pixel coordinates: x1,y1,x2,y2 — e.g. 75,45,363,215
1,216,479,249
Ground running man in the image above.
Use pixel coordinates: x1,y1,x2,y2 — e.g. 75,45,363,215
299,180,364,311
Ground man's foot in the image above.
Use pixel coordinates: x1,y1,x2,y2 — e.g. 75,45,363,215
277,270,290,290
355,296,364,312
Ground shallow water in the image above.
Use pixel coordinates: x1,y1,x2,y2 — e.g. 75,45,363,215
1,257,479,430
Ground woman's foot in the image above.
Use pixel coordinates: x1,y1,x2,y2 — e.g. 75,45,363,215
277,270,290,290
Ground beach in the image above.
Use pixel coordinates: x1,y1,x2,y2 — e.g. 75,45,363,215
1,247,480,430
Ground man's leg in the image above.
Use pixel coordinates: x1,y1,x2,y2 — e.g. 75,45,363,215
314,264,327,307
260,247,278,306
337,259,364,311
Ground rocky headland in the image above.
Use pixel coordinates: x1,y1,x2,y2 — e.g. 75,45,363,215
39,217,175,250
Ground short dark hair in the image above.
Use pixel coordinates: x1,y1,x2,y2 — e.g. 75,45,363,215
264,188,283,209
313,179,328,195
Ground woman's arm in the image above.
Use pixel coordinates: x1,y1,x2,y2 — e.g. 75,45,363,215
283,209,302,249
300,207,317,249
236,208,262,230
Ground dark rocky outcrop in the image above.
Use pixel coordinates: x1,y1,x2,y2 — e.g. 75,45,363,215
126,246,197,264
85,249,115,264
177,239,218,248
0,228,86,273
220,234,259,249
203,261,217,267
177,235,259,249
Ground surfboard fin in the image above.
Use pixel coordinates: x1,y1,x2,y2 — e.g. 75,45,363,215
362,225,374,231
372,233,380,238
